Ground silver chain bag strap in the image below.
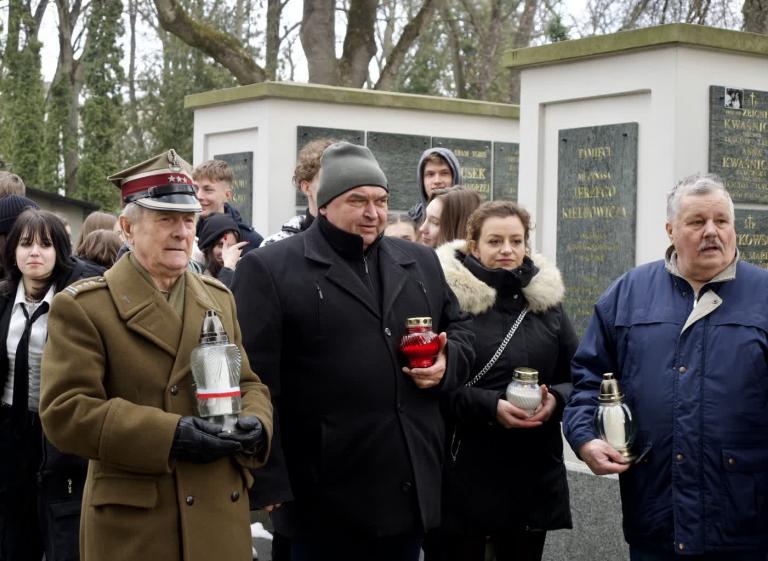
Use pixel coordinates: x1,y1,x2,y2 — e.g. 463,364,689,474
450,305,529,461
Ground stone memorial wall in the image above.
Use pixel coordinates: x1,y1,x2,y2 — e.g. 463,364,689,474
557,123,638,336
709,86,768,204
296,126,518,212
214,151,254,224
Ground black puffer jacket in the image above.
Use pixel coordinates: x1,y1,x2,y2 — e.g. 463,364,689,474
436,240,578,534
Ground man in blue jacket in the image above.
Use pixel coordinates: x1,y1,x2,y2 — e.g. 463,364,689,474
564,173,768,561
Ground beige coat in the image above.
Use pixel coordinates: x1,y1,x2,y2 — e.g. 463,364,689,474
40,255,273,561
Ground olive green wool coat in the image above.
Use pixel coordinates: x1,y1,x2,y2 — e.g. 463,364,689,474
39,255,273,561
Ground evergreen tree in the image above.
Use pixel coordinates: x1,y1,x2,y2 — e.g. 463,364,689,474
0,0,46,187
77,0,124,210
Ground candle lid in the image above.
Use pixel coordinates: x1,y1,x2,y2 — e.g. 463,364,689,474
513,367,539,382
406,317,432,328
199,309,230,345
598,372,624,403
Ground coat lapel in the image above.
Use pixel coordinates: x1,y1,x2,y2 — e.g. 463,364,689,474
105,256,183,356
379,240,416,316
304,225,380,319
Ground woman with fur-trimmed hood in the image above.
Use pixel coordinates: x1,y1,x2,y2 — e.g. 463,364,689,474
426,201,578,561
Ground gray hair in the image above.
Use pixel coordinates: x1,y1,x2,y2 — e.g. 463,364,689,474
120,202,148,226
666,173,734,222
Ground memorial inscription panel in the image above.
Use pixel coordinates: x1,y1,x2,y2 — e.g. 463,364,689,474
433,137,493,201
709,85,768,204
735,209,768,269
213,151,253,224
493,142,519,201
368,132,430,211
557,123,638,336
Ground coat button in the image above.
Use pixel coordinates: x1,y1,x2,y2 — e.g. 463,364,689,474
678,366,686,374
678,543,685,551
186,495,195,506
727,457,736,465
170,385,179,395
384,327,392,336
676,453,684,462
401,481,413,492
231,491,240,502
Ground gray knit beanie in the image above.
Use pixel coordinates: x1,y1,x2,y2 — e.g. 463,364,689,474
316,142,388,208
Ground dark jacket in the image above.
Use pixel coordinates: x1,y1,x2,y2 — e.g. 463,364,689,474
436,241,577,534
231,218,475,539
564,254,768,555
196,203,263,255
0,256,104,561
407,148,462,225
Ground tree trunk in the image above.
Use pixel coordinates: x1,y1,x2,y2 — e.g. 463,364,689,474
339,0,378,86
266,0,281,80
375,0,441,91
442,4,466,98
300,0,339,84
743,0,768,33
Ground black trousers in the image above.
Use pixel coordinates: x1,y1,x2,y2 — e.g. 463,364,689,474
0,409,44,561
423,528,547,561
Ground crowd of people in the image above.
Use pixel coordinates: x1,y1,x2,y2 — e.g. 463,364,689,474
0,137,764,561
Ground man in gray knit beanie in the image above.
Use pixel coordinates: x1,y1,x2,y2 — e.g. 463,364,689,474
230,140,474,558
315,141,389,249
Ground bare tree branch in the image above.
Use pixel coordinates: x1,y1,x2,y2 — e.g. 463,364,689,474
153,0,266,84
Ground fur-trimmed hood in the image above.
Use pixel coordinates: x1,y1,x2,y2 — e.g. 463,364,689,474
436,239,565,315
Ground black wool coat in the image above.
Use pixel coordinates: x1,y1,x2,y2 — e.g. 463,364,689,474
436,241,578,534
231,219,475,540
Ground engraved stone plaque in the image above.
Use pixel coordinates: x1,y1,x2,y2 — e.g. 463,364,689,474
213,151,253,225
557,123,638,336
709,85,768,204
367,132,430,211
493,142,519,201
735,208,768,269
432,137,493,201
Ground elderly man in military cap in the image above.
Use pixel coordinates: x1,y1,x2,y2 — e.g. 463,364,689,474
39,149,273,561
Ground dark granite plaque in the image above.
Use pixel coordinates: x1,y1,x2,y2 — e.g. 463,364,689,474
367,132,430,211
709,85,768,204
493,142,519,201
557,123,638,336
296,126,364,207
213,151,253,224
735,208,768,269
432,137,492,201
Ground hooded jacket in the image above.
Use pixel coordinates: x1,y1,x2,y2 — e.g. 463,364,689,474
435,240,577,533
407,148,462,225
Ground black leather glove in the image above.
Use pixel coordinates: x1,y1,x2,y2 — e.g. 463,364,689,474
171,416,243,463
218,416,265,456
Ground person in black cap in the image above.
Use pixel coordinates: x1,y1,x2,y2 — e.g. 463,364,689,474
197,212,246,287
231,142,474,561
39,150,273,561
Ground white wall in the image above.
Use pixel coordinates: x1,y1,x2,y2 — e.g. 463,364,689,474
518,46,768,265
193,98,519,237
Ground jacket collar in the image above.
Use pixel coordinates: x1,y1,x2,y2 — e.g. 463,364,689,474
304,221,415,319
436,239,565,315
664,245,739,286
104,254,222,360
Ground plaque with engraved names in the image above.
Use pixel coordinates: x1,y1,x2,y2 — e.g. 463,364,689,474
709,86,768,204
213,151,253,225
557,123,638,336
735,209,768,269
493,142,519,201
